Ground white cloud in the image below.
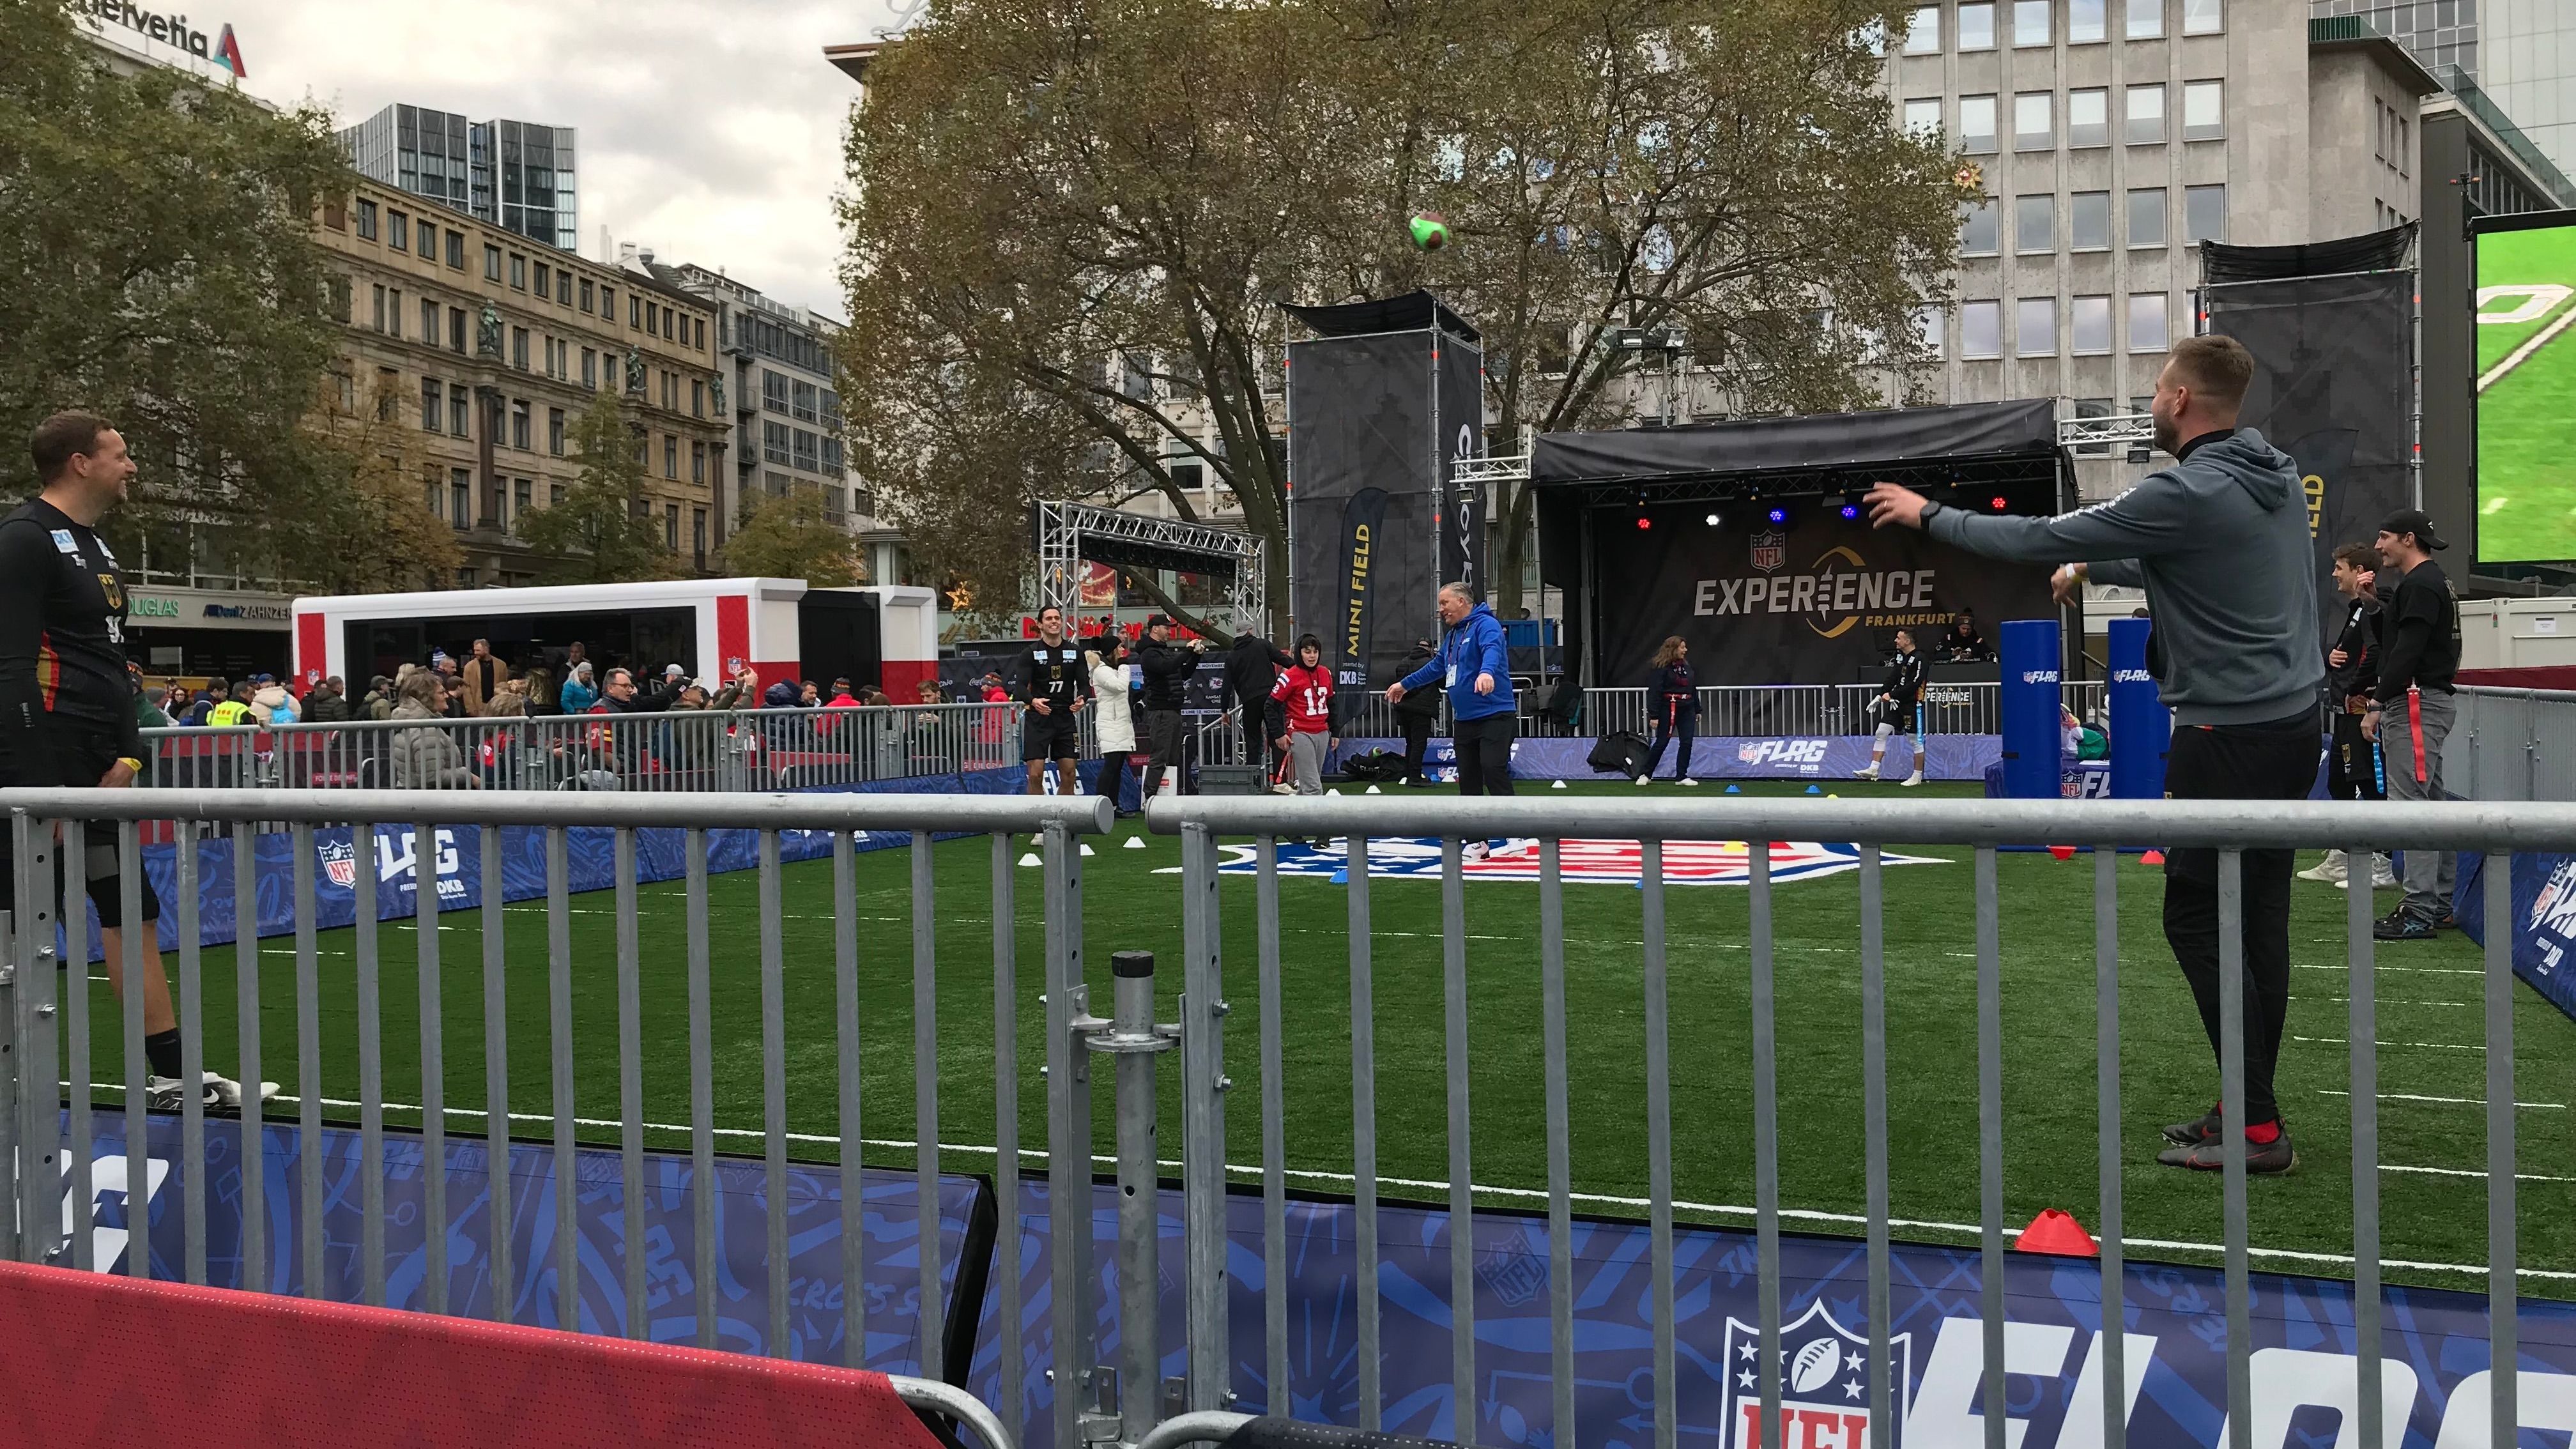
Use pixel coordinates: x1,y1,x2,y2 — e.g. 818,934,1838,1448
215,0,907,316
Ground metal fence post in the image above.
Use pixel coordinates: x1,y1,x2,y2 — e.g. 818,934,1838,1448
1178,822,1229,1416
13,813,62,1266
1086,951,1180,1446
0,906,15,1264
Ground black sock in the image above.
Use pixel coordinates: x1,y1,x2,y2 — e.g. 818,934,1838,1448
144,1029,183,1080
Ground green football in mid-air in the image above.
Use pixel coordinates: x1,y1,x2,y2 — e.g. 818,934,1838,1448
1407,211,1449,250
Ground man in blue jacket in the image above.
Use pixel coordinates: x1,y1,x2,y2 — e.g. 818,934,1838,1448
1866,334,2318,1176
1388,583,1515,860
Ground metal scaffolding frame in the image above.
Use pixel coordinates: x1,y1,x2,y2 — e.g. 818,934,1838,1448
1034,500,1268,636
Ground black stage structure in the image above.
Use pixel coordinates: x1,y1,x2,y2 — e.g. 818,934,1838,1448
1530,398,2075,689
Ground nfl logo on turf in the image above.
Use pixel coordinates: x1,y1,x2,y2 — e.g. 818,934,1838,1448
1751,530,1787,574
1720,1301,1911,1449
316,837,358,889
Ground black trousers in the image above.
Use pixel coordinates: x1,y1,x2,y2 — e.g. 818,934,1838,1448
1399,712,1436,780
1643,702,1698,779
2161,708,2320,1127
1235,691,1272,773
1453,713,1516,797
2326,710,2383,802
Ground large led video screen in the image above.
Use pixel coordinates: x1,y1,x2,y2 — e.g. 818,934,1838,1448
2475,212,2576,564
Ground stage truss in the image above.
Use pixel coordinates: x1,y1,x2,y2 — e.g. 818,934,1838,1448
1473,406,2147,493
1034,500,1267,636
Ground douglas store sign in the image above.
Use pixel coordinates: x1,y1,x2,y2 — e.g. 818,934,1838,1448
77,2,247,77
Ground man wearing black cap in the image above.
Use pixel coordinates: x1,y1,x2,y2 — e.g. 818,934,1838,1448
1133,614,1207,797
2366,509,2462,941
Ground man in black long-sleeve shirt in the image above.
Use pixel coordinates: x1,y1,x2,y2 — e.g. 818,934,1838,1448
0,413,272,1110
2301,543,2393,889
2366,510,2461,940
1020,604,1091,796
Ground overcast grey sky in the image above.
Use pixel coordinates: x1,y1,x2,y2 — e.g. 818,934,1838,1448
211,0,909,317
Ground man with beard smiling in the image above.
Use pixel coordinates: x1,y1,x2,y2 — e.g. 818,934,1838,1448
1864,334,2320,1176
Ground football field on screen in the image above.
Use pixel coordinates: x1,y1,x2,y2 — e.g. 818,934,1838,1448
66,781,2575,1298
2476,222,2576,564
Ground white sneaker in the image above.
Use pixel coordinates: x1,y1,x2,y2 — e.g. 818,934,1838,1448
1462,841,1491,863
2297,850,2349,884
1269,782,1295,795
1900,772,1924,787
1678,778,1699,788
1634,775,1651,786
2372,856,2398,889
147,1072,279,1112
203,1072,280,1109
1853,764,1881,781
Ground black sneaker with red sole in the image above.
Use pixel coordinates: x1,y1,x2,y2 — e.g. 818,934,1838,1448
2156,1125,2296,1174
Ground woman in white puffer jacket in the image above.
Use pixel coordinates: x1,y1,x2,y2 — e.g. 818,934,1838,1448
1086,637,1138,814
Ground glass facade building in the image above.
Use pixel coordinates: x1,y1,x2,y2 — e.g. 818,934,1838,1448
340,105,579,253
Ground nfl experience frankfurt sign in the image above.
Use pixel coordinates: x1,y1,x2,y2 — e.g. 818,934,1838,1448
1591,508,2054,687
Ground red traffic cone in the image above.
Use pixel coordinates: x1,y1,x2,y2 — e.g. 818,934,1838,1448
2014,1208,2099,1257
2140,849,2165,866
2048,845,2076,861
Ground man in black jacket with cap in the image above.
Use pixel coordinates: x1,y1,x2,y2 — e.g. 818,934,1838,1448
1135,615,1208,797
2366,509,2462,940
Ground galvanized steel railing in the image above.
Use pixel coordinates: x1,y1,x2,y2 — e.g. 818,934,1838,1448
2450,686,2576,803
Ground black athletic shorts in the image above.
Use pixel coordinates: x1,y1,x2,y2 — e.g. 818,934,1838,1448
0,723,164,929
1022,708,1081,762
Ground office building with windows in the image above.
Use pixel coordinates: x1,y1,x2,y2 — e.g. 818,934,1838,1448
317,178,728,585
2311,1,2576,185
1887,1,2447,501
641,259,893,579
340,105,579,253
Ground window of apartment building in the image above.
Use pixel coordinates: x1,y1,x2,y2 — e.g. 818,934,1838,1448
515,479,532,528
328,276,352,325
494,478,509,533
580,279,594,313
1961,199,1999,256
693,318,705,350
821,390,842,431
425,468,441,519
1959,95,1997,154
2069,0,2104,42
2015,194,2055,252
371,284,386,332
2070,295,2112,353
690,441,705,484
2070,191,2110,249
793,429,820,472
551,484,567,507
665,435,679,480
446,231,465,269
601,287,614,319
2014,1,2048,46
2127,0,2162,38
421,378,442,432
645,300,657,335
420,298,438,341
2126,85,2165,144
533,262,549,298
665,505,680,551
2128,187,2166,247
510,254,527,291
451,469,472,530
512,326,529,371
558,272,571,307
417,221,436,261
356,199,378,240
512,400,531,450
2181,0,2218,34
693,508,708,560
632,429,648,467
821,438,845,476
1961,301,2002,358
582,348,597,389
1952,197,1997,257
2014,93,2052,151
450,383,470,436
2068,89,2108,147
763,369,792,413
484,243,502,282
763,419,792,464
388,211,408,252
549,408,565,456
2129,293,2169,350
2016,297,2056,355
792,379,819,422
449,306,466,353
663,310,675,342
1958,3,1995,49
2073,399,2113,454
2184,184,2225,242
387,289,402,339
1912,305,1945,359
691,379,705,417
1904,6,1938,52
2396,117,2407,177
1904,98,1942,135
2181,80,2223,141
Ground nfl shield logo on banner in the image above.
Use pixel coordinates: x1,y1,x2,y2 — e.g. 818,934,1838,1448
1751,530,1787,574
316,837,358,889
1721,1301,1911,1449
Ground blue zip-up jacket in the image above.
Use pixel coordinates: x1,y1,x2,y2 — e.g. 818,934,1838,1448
1399,602,1515,721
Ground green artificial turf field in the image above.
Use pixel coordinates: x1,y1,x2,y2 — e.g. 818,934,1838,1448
61,781,2572,1296
2476,222,2576,565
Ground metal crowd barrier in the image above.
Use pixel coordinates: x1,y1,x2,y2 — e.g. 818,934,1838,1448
1149,792,2575,1449
141,703,1028,794
1575,681,2106,738
2449,686,2576,803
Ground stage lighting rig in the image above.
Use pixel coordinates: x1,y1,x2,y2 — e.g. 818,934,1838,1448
1765,505,1790,526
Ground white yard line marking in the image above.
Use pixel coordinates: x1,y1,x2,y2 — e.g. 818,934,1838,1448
2317,1089,2564,1110
2382,1163,2576,1184
2296,963,2486,976
2294,1035,2484,1052
73,1082,2572,1282
2479,298,2576,392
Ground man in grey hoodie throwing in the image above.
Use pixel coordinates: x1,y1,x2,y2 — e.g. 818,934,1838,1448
1866,334,2318,1175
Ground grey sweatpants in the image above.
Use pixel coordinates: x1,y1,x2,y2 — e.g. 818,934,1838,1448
2384,687,2457,922
1289,731,1331,796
